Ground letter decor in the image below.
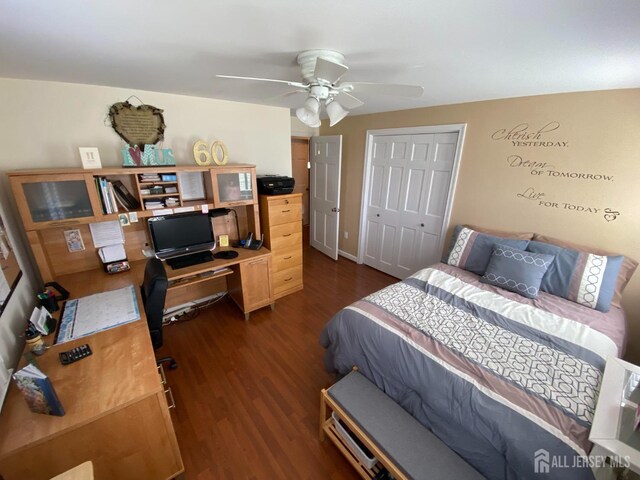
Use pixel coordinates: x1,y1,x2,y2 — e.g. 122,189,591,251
121,145,176,167
109,101,166,149
193,139,229,166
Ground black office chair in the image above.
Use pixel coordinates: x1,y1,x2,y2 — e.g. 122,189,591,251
141,257,177,369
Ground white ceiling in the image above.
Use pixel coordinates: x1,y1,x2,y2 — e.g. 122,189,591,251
1,0,639,116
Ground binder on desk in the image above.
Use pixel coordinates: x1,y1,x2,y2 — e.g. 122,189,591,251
57,285,140,344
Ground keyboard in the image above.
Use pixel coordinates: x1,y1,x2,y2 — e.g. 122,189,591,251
166,251,214,269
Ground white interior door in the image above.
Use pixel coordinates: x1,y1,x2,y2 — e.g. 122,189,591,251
310,135,342,260
361,128,463,278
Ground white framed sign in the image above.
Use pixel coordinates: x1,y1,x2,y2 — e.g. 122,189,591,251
79,147,102,169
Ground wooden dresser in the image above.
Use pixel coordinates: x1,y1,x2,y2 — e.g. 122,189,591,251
259,193,303,299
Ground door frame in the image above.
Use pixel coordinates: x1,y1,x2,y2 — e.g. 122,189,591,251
356,123,467,264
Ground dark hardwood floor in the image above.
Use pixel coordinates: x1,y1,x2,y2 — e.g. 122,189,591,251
157,232,397,479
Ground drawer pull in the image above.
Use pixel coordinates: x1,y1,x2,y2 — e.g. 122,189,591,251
49,219,81,226
281,209,291,213
284,277,293,282
284,256,292,260
157,364,167,385
164,386,176,409
283,233,292,237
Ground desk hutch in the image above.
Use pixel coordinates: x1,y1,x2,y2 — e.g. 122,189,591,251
7,164,280,318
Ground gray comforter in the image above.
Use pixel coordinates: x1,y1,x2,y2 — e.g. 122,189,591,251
320,263,626,480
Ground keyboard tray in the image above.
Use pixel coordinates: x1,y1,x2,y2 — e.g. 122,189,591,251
166,251,214,269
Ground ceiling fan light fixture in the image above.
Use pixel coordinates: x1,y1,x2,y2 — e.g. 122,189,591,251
326,99,349,127
302,96,320,115
296,105,320,128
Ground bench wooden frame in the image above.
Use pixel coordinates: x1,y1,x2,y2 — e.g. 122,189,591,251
320,386,409,480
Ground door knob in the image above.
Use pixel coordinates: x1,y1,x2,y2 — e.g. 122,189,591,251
331,207,341,213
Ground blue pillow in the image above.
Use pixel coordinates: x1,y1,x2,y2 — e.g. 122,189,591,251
444,225,530,275
526,240,623,312
481,244,554,298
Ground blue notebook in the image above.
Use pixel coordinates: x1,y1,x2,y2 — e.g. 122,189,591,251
13,364,64,416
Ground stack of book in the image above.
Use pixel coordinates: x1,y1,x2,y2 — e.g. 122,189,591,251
139,173,161,183
94,178,141,214
112,181,141,211
166,197,180,207
95,177,118,214
144,200,164,209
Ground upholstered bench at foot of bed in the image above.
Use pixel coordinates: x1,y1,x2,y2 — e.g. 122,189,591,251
320,370,485,480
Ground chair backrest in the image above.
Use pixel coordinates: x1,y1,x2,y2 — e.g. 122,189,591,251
141,257,168,350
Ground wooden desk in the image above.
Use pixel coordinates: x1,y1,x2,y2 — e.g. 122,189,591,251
0,246,272,479
161,247,274,320
0,268,184,480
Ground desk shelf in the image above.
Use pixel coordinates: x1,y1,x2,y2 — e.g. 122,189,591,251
167,267,233,290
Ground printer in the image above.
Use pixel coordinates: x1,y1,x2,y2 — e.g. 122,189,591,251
257,175,295,195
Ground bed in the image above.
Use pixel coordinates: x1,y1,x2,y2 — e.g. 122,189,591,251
320,228,630,480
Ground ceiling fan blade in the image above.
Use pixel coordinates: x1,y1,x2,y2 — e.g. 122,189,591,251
345,82,424,98
313,57,349,84
336,91,364,109
216,75,307,89
267,90,309,109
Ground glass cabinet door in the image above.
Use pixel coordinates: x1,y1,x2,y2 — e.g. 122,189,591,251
211,168,257,207
10,174,101,229
23,181,93,222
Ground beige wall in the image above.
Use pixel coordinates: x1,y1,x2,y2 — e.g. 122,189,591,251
0,78,292,371
321,88,640,361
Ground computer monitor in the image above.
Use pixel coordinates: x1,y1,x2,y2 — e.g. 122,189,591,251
148,212,216,259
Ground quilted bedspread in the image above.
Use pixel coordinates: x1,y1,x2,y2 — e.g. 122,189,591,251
320,264,626,479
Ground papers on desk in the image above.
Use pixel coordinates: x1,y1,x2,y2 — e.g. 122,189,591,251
0,269,9,308
57,285,140,344
0,356,13,412
99,244,127,263
89,220,124,248
90,220,128,266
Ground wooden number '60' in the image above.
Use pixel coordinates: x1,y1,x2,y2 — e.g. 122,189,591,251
192,140,229,166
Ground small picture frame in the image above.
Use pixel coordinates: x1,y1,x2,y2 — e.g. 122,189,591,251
64,229,85,252
118,213,131,227
219,234,229,247
79,147,102,169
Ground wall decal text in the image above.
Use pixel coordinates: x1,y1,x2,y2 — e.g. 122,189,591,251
516,187,620,222
507,155,614,181
492,121,568,147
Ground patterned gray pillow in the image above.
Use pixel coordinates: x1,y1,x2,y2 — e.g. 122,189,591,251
481,244,555,299
444,225,530,275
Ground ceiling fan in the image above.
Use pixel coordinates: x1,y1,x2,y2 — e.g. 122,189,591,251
217,49,424,127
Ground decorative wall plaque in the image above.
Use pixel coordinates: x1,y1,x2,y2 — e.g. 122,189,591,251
109,101,165,149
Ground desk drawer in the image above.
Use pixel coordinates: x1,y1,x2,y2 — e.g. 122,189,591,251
270,221,301,241
267,200,302,226
271,232,302,252
273,265,303,296
273,248,302,272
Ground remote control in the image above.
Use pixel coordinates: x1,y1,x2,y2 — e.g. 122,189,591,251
59,344,92,365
